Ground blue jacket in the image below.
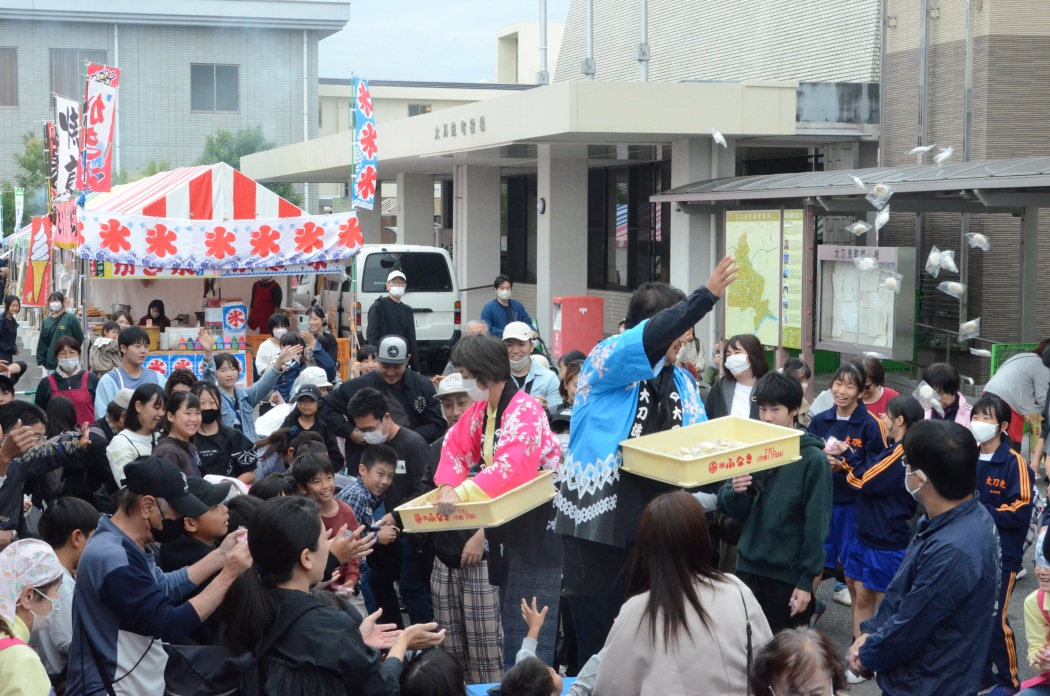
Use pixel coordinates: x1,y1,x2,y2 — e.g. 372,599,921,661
481,298,534,338
807,403,887,505
847,442,918,550
859,497,1000,696
201,356,282,442
976,439,1033,572
67,516,200,696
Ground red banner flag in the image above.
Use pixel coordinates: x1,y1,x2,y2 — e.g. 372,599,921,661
22,217,53,307
77,64,120,193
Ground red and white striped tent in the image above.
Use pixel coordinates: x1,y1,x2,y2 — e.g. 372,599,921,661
82,162,310,322
85,161,302,219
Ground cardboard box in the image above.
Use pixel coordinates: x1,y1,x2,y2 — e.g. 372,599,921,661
619,416,802,487
397,470,557,532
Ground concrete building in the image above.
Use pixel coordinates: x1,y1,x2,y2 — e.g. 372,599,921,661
244,1,881,349
0,0,349,211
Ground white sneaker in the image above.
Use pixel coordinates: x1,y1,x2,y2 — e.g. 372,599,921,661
834,587,852,606
1018,568,1028,580
846,669,869,684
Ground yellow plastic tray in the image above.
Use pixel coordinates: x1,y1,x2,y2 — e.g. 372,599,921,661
620,416,802,487
397,470,557,532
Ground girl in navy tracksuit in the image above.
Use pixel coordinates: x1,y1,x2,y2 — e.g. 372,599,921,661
972,395,1034,693
807,363,887,604
845,395,920,640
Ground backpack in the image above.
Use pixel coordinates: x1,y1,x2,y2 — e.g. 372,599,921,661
163,600,322,696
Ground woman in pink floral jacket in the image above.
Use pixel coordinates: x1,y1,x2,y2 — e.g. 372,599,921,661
434,334,563,668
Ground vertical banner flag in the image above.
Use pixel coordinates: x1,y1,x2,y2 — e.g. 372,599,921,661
54,96,81,199
351,77,377,210
44,122,59,213
22,216,52,307
53,200,80,250
78,65,120,193
14,189,24,231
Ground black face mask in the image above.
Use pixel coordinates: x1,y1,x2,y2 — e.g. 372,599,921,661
151,510,185,544
200,409,220,425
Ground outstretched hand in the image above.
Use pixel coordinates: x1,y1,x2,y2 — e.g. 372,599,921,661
705,255,740,298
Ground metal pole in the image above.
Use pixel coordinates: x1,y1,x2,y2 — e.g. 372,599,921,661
538,0,550,84
113,24,120,176
915,0,930,320
582,0,595,79
303,29,309,214
638,0,649,81
960,0,975,323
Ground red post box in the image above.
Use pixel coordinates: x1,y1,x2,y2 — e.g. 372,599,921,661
551,296,604,360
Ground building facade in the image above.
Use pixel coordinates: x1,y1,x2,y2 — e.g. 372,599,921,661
0,0,349,211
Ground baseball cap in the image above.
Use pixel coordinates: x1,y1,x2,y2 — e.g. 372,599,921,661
550,405,573,427
378,335,409,365
435,372,469,400
298,365,332,389
112,388,135,410
387,270,407,283
187,476,233,509
502,322,532,343
294,383,324,402
124,458,208,518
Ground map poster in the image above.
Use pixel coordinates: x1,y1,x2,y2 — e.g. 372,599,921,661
725,210,782,346
781,210,804,349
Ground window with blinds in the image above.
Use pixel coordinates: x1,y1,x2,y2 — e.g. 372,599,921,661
0,48,16,107
50,49,107,100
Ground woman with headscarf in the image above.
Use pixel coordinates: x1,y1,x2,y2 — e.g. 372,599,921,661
0,539,65,695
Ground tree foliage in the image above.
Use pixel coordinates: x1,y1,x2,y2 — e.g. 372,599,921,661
197,126,303,207
1,132,49,236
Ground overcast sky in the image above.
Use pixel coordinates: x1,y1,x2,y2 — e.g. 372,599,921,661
318,0,571,82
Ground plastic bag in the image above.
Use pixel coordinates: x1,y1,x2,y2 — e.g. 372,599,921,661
970,348,992,358
880,270,903,293
866,183,894,210
846,221,872,237
913,381,944,416
853,256,878,272
939,249,958,274
965,232,990,251
959,318,981,340
925,246,944,277
875,205,890,232
937,281,966,299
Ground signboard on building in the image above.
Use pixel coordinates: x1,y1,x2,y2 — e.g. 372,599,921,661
724,210,782,346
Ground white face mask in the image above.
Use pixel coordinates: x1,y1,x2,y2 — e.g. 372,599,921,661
510,356,531,372
497,289,512,301
800,382,810,391
462,378,489,403
272,328,288,339
555,433,570,450
58,357,80,373
389,286,406,298
970,421,999,444
904,468,926,499
49,301,62,313
363,419,388,445
27,588,58,633
724,353,750,376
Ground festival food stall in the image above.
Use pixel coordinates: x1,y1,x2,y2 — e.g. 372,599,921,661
74,162,363,385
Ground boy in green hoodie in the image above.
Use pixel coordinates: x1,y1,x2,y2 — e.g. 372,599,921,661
717,371,833,633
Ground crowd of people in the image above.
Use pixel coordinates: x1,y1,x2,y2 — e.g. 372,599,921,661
0,266,1048,696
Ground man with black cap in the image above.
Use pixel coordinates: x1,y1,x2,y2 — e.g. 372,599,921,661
367,270,419,371
320,334,445,471
67,459,251,696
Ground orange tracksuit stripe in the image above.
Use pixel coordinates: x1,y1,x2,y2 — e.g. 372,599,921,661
995,451,1031,513
847,445,904,489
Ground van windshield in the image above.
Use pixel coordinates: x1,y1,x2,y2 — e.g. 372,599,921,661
361,252,454,293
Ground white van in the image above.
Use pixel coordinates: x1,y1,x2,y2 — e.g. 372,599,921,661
323,245,461,373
